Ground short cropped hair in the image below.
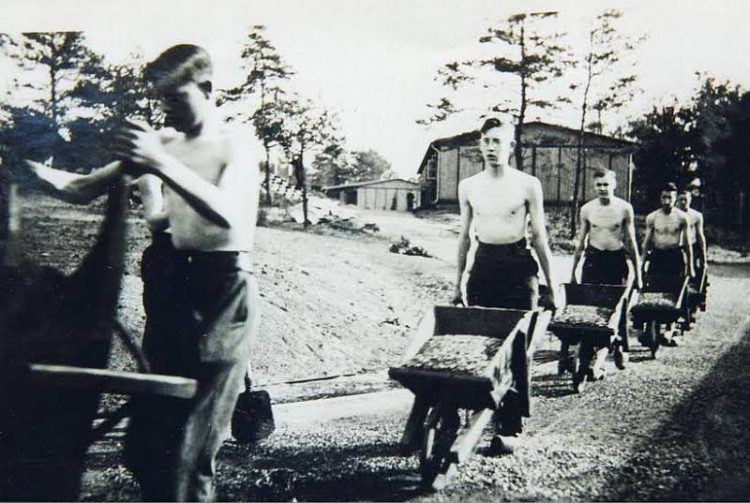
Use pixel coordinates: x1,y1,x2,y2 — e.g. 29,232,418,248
144,44,213,89
662,182,678,193
593,168,616,180
480,116,515,137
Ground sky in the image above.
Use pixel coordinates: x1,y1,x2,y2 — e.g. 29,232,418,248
1,0,750,177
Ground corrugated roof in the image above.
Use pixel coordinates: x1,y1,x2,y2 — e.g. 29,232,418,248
417,121,636,173
323,178,420,191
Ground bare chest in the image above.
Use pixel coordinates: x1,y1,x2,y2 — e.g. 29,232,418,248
588,206,624,232
468,182,527,218
653,213,682,234
163,138,228,184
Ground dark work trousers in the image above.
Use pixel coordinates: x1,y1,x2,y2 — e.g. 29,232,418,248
465,239,539,436
647,248,686,279
581,247,629,286
125,243,259,502
583,246,629,346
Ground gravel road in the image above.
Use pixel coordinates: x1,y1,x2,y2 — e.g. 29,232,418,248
81,264,750,501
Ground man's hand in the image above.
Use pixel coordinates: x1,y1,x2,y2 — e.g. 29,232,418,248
115,119,168,172
23,159,73,191
541,284,559,311
635,274,644,290
450,288,464,306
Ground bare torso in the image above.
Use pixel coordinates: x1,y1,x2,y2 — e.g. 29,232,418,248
648,208,687,249
160,128,258,252
685,208,701,245
582,197,630,251
465,170,530,244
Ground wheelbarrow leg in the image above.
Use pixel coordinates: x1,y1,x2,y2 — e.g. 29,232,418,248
419,402,460,491
646,320,660,359
399,395,430,455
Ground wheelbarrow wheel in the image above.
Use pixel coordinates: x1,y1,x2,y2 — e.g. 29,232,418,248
419,404,459,489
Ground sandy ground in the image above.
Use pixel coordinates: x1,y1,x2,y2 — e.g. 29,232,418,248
12,193,750,501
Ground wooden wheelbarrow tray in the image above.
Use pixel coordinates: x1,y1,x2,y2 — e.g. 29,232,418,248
549,283,631,348
548,283,631,387
630,274,690,358
389,305,551,490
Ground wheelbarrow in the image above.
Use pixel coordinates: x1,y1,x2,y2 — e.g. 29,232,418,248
685,263,709,327
0,178,197,501
630,274,690,359
548,283,631,392
388,305,550,491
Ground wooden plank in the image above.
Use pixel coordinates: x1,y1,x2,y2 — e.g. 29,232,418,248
449,408,494,464
29,364,197,399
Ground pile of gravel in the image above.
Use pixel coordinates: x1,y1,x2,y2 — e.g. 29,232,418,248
401,334,505,377
551,305,615,330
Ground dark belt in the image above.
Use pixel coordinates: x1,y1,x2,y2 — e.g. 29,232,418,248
476,238,529,256
173,249,253,272
650,247,683,255
585,246,625,256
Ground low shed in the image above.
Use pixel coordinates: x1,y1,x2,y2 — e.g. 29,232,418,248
324,178,421,211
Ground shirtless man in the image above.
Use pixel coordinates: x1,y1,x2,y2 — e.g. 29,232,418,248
29,45,259,502
643,183,694,279
641,183,693,347
457,116,556,450
565,169,641,388
677,189,708,322
25,51,261,501
676,190,707,275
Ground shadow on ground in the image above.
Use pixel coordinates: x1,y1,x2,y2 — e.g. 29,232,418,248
599,320,750,501
218,440,425,501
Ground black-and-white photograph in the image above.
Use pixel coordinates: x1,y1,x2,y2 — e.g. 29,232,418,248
1,0,749,501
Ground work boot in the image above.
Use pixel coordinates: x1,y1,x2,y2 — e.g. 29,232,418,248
613,346,628,370
572,369,587,394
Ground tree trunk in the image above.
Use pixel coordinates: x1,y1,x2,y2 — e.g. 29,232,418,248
0,170,21,266
300,150,309,229
570,38,594,239
264,142,272,206
515,22,527,171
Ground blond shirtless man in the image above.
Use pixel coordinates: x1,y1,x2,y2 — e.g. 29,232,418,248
564,169,641,386
455,117,556,450
453,117,557,310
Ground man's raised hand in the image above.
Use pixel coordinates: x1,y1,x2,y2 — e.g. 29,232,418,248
115,119,167,172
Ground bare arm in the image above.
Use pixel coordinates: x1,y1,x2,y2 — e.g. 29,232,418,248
527,178,557,306
570,209,589,283
453,180,472,304
137,175,169,233
117,122,239,229
695,213,708,265
623,205,643,288
641,215,654,276
24,159,122,204
681,215,695,277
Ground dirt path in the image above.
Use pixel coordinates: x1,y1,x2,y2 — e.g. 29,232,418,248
79,265,750,501
17,194,750,501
